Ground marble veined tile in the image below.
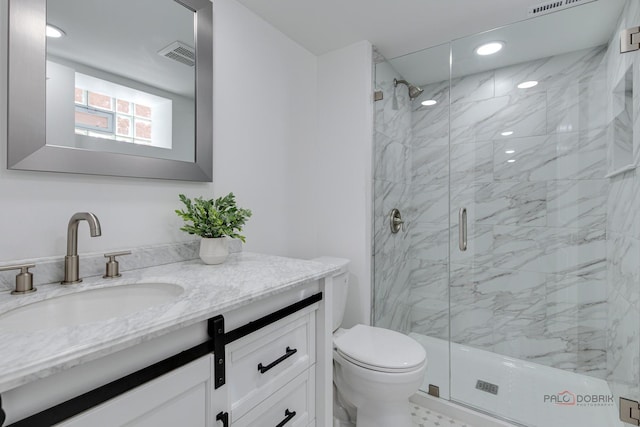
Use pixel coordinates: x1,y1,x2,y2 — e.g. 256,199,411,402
408,260,449,339
376,300,412,334
451,92,547,143
607,170,640,238
375,79,413,142
474,181,547,226
374,131,411,183
606,232,640,306
492,318,571,366
411,144,449,185
542,298,607,369
579,73,608,131
412,102,449,147
406,183,448,225
493,130,606,181
374,179,410,220
546,274,607,309
412,80,449,112
450,70,495,104
449,302,495,349
449,219,493,267
373,214,399,257
408,222,449,263
410,305,449,342
607,287,640,388
409,260,448,301
491,225,606,278
494,45,605,97
373,251,412,308
450,141,493,184
547,179,607,229
449,263,546,318
547,83,579,134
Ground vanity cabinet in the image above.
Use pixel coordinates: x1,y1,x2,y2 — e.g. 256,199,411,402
58,356,214,427
56,306,317,427
1,281,332,427
225,306,316,426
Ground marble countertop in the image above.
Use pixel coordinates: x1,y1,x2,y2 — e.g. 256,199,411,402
0,252,338,393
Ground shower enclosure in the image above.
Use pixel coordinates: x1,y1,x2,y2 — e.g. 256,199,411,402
373,1,640,425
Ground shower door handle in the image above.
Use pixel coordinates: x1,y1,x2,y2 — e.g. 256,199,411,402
459,208,467,252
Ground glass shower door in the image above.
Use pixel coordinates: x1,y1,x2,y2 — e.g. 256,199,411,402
449,1,636,426
373,43,451,398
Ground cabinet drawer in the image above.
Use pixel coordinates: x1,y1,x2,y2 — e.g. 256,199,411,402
227,308,316,418
231,367,315,427
56,355,212,427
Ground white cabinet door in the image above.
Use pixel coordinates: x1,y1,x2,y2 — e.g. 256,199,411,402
57,355,212,427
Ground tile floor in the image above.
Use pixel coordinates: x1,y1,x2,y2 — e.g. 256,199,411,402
411,404,474,427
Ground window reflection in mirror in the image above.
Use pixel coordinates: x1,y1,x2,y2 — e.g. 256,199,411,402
45,0,195,162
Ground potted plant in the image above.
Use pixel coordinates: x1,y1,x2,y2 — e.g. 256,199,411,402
175,193,252,264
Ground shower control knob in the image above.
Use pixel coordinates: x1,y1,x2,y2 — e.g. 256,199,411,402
390,208,405,233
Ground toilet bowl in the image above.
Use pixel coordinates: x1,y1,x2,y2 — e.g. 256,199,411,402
333,324,427,427
311,257,427,427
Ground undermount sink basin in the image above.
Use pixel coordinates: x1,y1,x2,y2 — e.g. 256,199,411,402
0,283,184,332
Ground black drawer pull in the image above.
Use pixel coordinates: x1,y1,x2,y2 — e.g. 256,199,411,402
216,411,229,427
275,409,296,427
258,347,298,374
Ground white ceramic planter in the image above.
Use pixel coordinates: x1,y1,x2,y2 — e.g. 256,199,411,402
199,237,229,265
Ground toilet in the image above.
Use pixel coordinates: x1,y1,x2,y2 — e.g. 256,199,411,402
312,257,427,427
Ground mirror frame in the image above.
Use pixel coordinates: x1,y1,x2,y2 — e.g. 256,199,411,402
7,0,213,181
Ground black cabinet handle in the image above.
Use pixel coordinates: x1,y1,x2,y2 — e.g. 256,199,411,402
275,409,296,427
258,347,297,374
0,395,6,427
216,411,229,427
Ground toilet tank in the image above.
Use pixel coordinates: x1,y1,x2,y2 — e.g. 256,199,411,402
311,257,350,332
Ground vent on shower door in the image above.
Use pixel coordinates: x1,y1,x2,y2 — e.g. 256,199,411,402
157,41,195,67
528,0,596,17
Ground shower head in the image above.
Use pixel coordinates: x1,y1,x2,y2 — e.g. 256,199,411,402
394,78,424,100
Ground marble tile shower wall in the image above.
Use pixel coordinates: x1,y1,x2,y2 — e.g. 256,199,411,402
438,45,610,378
373,60,422,335
374,45,612,378
375,3,640,385
604,0,640,403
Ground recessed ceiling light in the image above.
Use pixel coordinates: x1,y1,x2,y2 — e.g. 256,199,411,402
505,150,515,154
475,42,503,56
507,159,516,163
517,80,538,89
46,24,66,38
421,99,437,106
501,131,514,136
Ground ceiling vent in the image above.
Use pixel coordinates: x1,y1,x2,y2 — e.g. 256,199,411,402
157,41,195,67
528,0,596,17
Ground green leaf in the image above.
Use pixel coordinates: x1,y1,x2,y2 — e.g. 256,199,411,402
175,193,252,240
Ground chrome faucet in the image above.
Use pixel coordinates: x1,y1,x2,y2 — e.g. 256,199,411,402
62,212,102,284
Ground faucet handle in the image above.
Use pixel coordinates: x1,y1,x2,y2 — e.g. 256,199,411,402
0,263,36,295
103,251,131,279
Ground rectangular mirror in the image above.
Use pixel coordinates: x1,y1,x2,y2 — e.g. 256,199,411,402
7,0,213,181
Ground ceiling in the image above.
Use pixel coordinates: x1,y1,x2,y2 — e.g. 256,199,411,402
389,0,625,86
236,0,561,59
47,0,195,97
236,0,625,87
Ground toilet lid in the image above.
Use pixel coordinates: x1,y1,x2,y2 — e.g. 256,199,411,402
334,325,426,372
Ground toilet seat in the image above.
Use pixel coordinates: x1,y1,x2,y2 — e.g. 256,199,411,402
334,324,426,373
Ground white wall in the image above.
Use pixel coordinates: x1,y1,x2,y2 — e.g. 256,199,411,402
1,1,374,327
210,0,318,258
211,5,376,331
316,41,374,327
0,0,317,263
